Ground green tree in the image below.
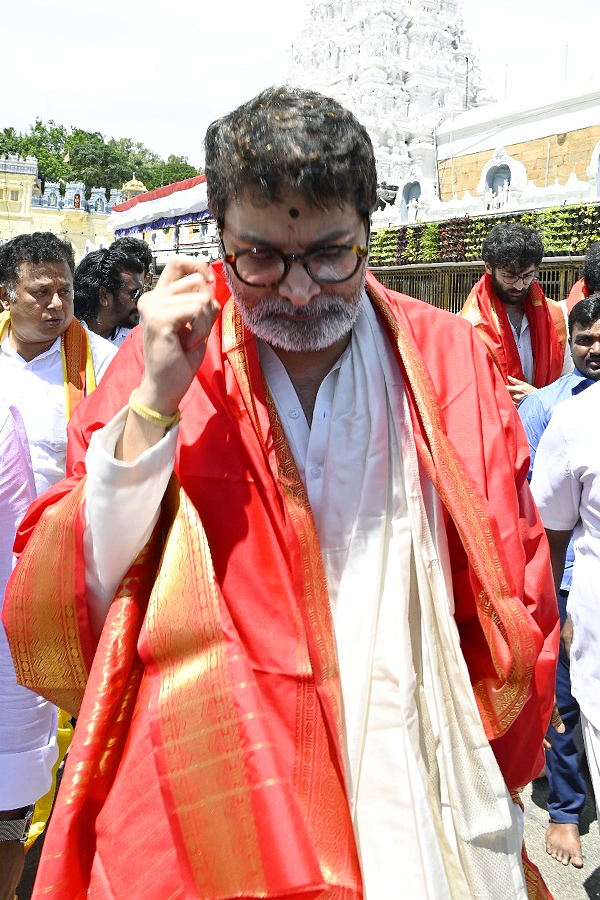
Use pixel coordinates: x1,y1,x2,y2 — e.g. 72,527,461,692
0,119,203,195
0,127,22,156
67,128,115,190
155,154,200,187
19,119,69,183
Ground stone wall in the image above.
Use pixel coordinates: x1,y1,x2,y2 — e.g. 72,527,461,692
438,124,600,202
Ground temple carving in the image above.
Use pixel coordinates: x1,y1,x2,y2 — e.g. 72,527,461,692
288,1,600,224
288,0,490,220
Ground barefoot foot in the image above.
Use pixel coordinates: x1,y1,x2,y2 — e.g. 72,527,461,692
545,822,583,868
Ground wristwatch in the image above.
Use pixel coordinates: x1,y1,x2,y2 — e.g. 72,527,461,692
0,805,34,842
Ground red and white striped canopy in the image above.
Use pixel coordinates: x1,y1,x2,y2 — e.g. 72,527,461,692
108,175,210,236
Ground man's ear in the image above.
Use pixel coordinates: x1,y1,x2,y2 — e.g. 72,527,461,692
98,285,111,306
484,262,493,275
0,285,11,311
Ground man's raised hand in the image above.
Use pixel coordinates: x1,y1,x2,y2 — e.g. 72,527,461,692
136,258,221,417
117,258,221,462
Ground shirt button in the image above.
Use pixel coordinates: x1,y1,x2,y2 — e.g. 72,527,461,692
289,408,300,419
310,465,322,479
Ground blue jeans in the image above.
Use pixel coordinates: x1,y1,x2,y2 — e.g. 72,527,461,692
546,589,586,824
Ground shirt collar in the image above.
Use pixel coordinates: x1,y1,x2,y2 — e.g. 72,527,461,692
571,367,596,393
0,328,62,363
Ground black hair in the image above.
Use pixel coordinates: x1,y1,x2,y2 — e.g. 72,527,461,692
482,223,544,270
582,242,600,294
112,236,153,276
74,246,144,321
204,85,378,224
568,293,600,336
0,232,75,293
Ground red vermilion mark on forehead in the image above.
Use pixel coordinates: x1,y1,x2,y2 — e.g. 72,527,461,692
288,207,300,219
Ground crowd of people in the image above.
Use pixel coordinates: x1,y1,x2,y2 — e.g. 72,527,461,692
0,85,597,900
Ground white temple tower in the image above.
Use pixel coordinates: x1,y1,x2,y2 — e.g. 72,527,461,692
287,0,491,221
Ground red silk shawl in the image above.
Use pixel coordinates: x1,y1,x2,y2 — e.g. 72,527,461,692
461,273,565,387
566,277,589,314
4,273,558,899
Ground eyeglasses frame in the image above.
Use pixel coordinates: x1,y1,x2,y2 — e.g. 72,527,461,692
219,237,369,288
497,268,538,287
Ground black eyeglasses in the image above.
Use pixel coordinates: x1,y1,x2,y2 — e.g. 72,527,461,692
498,270,537,286
222,243,369,288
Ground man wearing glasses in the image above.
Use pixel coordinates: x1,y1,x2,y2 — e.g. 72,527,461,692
74,243,145,347
461,223,570,406
5,88,558,900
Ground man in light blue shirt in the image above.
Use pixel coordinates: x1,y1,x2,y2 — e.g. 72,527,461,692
520,292,600,869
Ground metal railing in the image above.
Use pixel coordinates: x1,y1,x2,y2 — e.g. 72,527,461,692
369,257,585,314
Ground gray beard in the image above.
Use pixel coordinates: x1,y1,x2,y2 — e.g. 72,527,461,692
225,268,364,353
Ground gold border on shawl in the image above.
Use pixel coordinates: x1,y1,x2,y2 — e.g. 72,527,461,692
265,394,343,738
270,402,359,894
547,295,567,358
144,482,266,896
223,299,343,747
222,298,263,436
6,480,89,716
367,281,535,736
461,286,501,332
223,305,358,893
62,319,88,419
461,290,504,376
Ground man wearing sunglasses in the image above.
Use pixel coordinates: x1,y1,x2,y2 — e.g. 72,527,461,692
74,243,145,347
461,223,570,406
5,88,557,900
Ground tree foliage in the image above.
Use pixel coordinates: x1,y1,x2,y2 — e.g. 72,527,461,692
0,119,202,195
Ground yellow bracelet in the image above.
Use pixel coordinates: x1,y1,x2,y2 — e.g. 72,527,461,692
129,389,181,429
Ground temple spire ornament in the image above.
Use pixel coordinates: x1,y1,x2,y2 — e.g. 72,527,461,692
288,0,491,221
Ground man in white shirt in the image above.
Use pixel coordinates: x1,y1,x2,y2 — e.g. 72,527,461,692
74,242,145,348
531,377,600,831
0,402,39,900
4,89,558,900
0,233,116,495
0,232,116,882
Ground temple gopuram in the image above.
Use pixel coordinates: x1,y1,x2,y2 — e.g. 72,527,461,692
288,0,600,226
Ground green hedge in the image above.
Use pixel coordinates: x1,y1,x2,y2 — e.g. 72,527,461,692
369,203,600,266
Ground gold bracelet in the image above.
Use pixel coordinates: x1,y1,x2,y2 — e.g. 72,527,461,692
129,389,181,429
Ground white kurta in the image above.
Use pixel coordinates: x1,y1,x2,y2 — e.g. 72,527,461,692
0,402,58,809
83,296,525,899
0,327,116,809
0,328,116,496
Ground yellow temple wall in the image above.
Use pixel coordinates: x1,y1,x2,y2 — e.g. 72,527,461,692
438,124,600,202
0,171,111,261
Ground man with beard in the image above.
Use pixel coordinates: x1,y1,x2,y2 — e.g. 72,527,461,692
519,293,600,869
4,87,558,900
113,236,154,289
74,243,145,347
461,223,569,406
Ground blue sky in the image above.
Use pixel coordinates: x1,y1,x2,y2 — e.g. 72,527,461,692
1,0,597,169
